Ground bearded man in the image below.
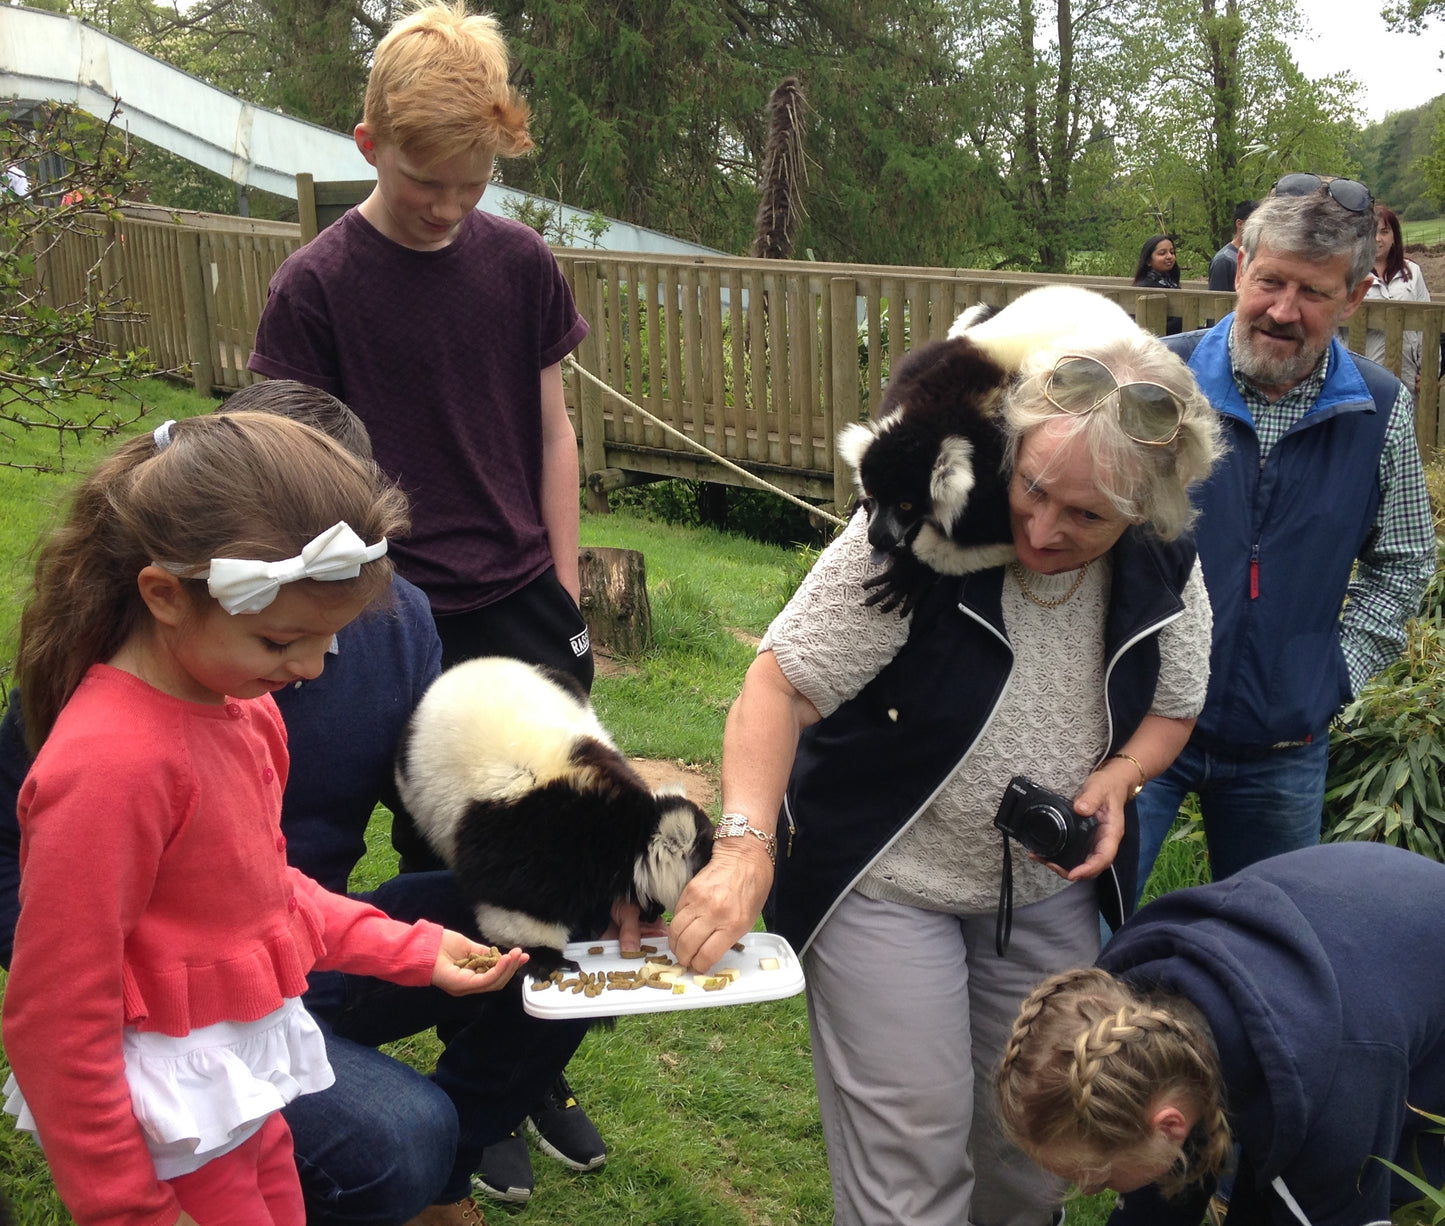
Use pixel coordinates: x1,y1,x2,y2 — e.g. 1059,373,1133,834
1129,175,1437,908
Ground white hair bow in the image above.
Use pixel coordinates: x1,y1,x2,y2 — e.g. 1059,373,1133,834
205,522,388,615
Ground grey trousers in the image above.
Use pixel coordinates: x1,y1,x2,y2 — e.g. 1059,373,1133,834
804,883,1100,1226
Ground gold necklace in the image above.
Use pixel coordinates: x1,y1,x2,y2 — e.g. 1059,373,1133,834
1011,560,1090,608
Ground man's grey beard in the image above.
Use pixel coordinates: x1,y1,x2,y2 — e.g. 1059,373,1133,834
1231,313,1326,392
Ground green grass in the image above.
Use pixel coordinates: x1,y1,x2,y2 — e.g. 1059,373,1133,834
579,511,800,765
1402,216,1445,246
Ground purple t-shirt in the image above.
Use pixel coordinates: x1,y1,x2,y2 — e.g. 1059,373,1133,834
249,208,589,613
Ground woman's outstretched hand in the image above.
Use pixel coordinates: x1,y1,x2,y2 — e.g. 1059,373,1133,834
668,837,774,973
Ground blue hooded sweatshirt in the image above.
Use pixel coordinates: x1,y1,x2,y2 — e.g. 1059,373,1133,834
1101,843,1445,1226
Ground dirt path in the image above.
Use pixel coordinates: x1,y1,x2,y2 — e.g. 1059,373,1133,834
1406,243,1445,296
629,758,718,809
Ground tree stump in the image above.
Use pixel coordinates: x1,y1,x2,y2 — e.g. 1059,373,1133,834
577,546,653,657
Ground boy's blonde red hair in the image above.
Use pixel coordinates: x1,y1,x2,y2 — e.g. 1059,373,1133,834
364,1,533,163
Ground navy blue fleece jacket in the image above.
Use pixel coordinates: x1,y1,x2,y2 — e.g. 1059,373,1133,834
1102,843,1445,1226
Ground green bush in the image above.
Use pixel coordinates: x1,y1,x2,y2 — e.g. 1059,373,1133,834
1324,527,1445,857
610,478,832,549
1324,614,1445,858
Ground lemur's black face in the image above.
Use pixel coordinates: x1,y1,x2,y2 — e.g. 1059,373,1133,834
855,423,944,553
859,492,924,554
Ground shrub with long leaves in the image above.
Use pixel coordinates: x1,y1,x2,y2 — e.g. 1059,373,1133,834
1324,462,1445,859
1371,1104,1445,1224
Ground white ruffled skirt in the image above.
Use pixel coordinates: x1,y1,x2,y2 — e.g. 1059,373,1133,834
4,996,335,1179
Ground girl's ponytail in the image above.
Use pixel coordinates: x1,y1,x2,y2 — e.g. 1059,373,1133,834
18,436,159,753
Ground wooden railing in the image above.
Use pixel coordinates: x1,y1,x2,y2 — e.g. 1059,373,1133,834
30,208,1445,513
557,250,1445,510
34,205,299,394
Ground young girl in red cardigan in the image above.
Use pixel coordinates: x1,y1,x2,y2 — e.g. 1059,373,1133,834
2,413,526,1226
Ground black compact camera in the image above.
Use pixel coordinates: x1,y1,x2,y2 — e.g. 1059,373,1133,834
993,775,1098,870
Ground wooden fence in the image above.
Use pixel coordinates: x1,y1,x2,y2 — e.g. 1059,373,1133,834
34,205,298,395
30,206,1445,515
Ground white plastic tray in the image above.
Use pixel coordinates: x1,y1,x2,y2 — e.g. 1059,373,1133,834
522,931,805,1018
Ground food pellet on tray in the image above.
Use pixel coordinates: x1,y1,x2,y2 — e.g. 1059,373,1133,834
528,952,741,998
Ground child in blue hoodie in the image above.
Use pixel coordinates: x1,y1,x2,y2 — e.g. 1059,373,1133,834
997,842,1445,1225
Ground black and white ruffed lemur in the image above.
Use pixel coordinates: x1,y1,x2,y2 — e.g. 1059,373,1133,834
394,656,714,977
836,284,1140,613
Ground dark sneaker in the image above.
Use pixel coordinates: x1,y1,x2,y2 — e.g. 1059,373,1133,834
472,1131,534,1204
526,1074,607,1171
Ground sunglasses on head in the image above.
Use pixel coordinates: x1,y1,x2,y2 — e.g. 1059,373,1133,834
1270,173,1373,214
1042,355,1186,446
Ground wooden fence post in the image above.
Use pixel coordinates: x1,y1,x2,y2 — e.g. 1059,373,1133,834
829,277,859,513
1421,331,1443,458
296,173,318,245
575,261,610,514
1133,292,1168,336
176,229,216,393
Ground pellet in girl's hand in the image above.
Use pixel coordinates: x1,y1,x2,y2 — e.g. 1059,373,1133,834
454,946,501,972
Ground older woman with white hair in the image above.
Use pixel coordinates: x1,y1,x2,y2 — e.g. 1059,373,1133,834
670,302,1224,1226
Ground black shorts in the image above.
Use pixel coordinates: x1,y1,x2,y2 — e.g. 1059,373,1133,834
432,567,594,693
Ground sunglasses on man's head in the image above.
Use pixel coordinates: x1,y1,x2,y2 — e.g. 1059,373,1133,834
1042,355,1186,446
1270,173,1373,214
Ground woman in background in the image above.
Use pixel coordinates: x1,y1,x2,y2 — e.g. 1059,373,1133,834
1133,236,1180,290
1361,204,1431,391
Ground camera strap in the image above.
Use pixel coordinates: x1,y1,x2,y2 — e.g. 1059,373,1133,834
995,833,1014,957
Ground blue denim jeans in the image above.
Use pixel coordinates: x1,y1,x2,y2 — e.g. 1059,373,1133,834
1133,736,1330,908
284,870,590,1219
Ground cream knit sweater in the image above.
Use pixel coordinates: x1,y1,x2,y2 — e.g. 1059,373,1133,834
762,513,1212,914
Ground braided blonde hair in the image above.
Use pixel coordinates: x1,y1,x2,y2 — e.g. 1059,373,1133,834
997,967,1232,1198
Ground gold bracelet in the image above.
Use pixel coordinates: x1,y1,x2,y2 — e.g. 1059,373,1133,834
1111,753,1147,798
716,813,778,865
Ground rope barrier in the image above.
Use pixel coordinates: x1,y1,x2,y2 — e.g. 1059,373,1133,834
563,355,848,529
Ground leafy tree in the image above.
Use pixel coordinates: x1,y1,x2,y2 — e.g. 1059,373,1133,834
490,0,1006,265
1119,0,1361,264
489,0,750,249
1415,100,1445,211
1352,100,1441,219
951,0,1150,273
801,2,1012,267
1384,0,1445,33
1376,2,1445,217
1,101,154,472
